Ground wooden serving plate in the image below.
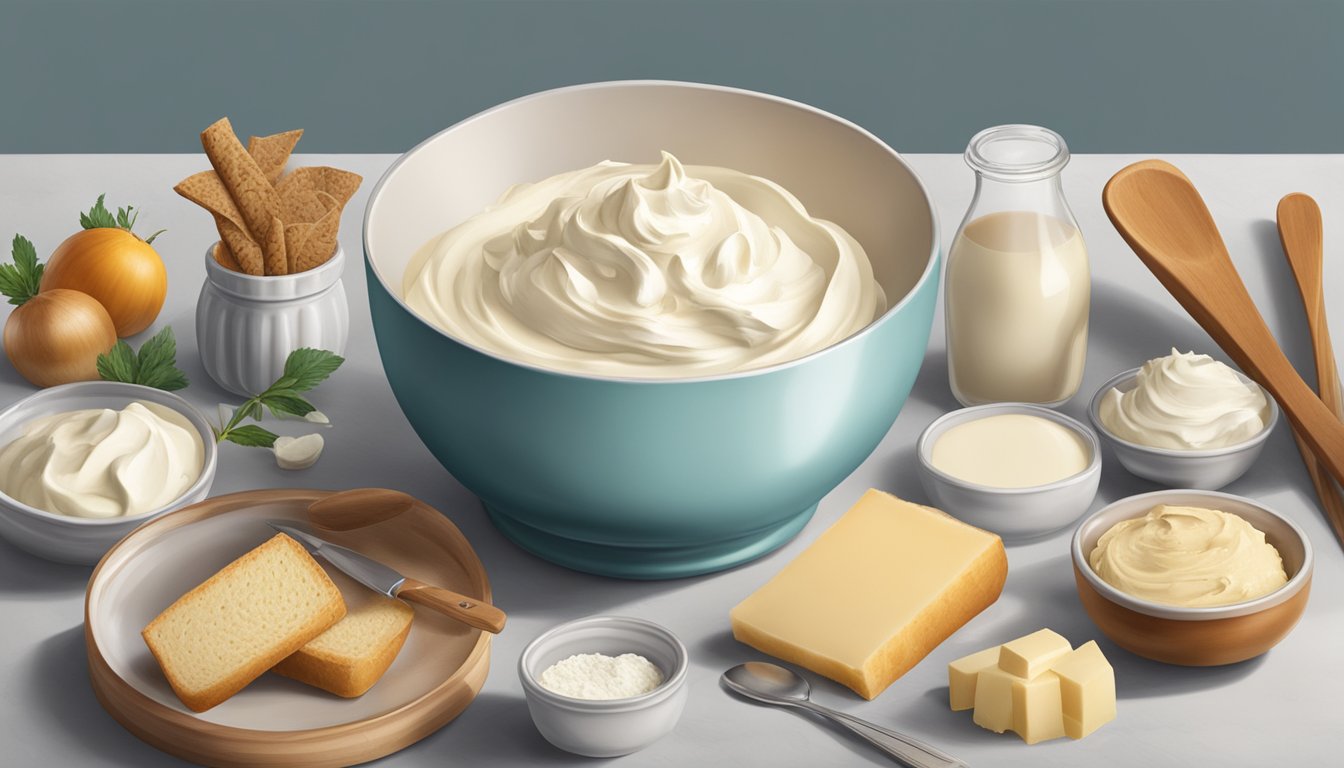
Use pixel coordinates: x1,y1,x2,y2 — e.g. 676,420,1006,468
84,489,493,768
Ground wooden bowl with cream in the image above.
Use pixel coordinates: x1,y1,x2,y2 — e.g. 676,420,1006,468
1071,489,1312,666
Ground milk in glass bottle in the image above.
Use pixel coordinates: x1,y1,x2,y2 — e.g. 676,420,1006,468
945,125,1090,406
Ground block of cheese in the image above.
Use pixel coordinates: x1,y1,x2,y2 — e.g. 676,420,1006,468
950,629,1116,744
999,628,1071,679
142,534,347,712
1050,641,1117,739
1013,671,1065,745
948,646,1000,711
730,490,1007,700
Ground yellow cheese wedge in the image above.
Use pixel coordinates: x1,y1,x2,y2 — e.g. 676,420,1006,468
1050,640,1117,739
999,628,1072,679
1013,671,1066,745
948,646,1000,711
730,490,1008,700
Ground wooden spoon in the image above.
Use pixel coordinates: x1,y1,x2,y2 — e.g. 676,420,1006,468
1277,192,1344,544
1102,160,1344,527
308,488,416,531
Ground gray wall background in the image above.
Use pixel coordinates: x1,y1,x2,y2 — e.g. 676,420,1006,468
1,0,1340,154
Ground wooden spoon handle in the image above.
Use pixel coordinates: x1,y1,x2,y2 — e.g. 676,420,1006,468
1277,192,1344,546
397,577,507,634
1103,160,1344,486
308,488,416,531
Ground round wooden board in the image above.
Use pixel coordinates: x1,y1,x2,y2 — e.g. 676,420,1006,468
85,489,493,768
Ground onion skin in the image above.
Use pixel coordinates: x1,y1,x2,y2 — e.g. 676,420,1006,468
3,288,118,387
41,228,167,337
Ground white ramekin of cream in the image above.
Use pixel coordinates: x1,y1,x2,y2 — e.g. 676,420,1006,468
917,403,1102,541
0,381,218,564
1089,351,1279,490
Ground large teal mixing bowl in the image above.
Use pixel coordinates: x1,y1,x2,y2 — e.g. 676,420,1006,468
364,81,939,579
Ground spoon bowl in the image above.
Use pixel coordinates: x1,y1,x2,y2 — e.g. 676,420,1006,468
722,661,812,703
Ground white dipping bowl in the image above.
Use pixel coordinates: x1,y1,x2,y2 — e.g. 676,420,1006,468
916,403,1102,541
1088,367,1279,490
519,616,688,758
0,381,218,564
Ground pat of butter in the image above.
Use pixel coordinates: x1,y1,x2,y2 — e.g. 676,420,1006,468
950,629,1116,743
1050,641,1117,739
999,628,1071,679
1013,671,1065,745
730,490,1007,700
948,646,1000,711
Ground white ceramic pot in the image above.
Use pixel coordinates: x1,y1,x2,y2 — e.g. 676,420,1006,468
196,243,350,396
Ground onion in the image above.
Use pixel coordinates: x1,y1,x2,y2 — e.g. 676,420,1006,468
41,228,167,337
3,288,118,387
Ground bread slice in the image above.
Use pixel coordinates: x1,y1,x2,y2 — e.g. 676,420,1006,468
142,533,347,712
272,593,414,697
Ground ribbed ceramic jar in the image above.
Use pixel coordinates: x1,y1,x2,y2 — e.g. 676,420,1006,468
196,243,350,396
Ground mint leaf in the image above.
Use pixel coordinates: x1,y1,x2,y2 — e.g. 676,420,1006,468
280,348,344,392
80,194,117,230
261,393,315,418
222,424,279,448
96,326,189,391
97,340,138,383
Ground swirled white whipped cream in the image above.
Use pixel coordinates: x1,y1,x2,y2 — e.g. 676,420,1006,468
403,152,886,377
0,401,204,518
1100,349,1270,450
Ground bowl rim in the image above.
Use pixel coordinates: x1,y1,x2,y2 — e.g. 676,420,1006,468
203,241,346,300
362,78,941,385
518,614,688,713
916,402,1102,495
1070,488,1313,621
0,381,219,527
1087,366,1280,458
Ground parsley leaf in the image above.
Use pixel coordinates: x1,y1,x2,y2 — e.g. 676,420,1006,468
96,326,189,391
0,235,44,306
222,424,279,448
80,194,118,230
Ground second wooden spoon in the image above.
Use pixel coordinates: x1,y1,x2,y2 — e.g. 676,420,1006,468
1102,160,1344,519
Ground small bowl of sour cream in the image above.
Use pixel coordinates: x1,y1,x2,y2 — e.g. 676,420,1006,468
1089,350,1279,490
0,381,217,564
916,402,1102,541
519,615,688,758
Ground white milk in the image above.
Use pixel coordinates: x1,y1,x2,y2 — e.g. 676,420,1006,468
945,210,1090,405
931,413,1091,488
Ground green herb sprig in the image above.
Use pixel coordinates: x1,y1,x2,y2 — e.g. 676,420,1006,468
215,348,344,448
80,194,165,244
97,326,189,391
0,235,43,306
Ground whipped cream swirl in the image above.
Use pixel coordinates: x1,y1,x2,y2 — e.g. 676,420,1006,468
1100,349,1270,450
0,401,204,518
1089,504,1288,607
403,152,886,377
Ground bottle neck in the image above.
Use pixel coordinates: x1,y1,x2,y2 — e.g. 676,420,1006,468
965,173,1077,225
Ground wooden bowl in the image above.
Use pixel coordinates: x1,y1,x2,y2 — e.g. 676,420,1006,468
1071,489,1312,666
85,489,493,767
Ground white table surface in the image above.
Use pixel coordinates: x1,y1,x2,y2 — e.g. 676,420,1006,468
1,154,1341,767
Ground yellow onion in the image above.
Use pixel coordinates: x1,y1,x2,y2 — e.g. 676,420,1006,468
3,288,118,387
41,228,167,337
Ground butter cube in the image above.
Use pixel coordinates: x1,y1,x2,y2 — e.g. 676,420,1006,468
1012,671,1066,745
999,628,1071,679
971,666,1019,733
948,646,1001,711
1049,640,1116,739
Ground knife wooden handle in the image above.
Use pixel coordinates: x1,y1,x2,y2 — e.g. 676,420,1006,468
398,577,507,634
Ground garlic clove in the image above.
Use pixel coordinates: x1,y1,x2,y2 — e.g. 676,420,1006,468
304,409,330,425
273,433,325,470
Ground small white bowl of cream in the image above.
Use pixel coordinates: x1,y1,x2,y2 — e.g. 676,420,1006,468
0,381,218,564
519,615,688,757
1089,350,1279,490
916,403,1102,541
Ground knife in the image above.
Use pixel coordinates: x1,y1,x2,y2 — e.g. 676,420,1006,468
268,521,507,634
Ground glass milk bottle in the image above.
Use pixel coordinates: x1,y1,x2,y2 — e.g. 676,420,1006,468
945,125,1090,406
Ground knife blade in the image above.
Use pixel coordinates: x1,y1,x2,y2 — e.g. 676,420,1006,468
268,520,506,634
